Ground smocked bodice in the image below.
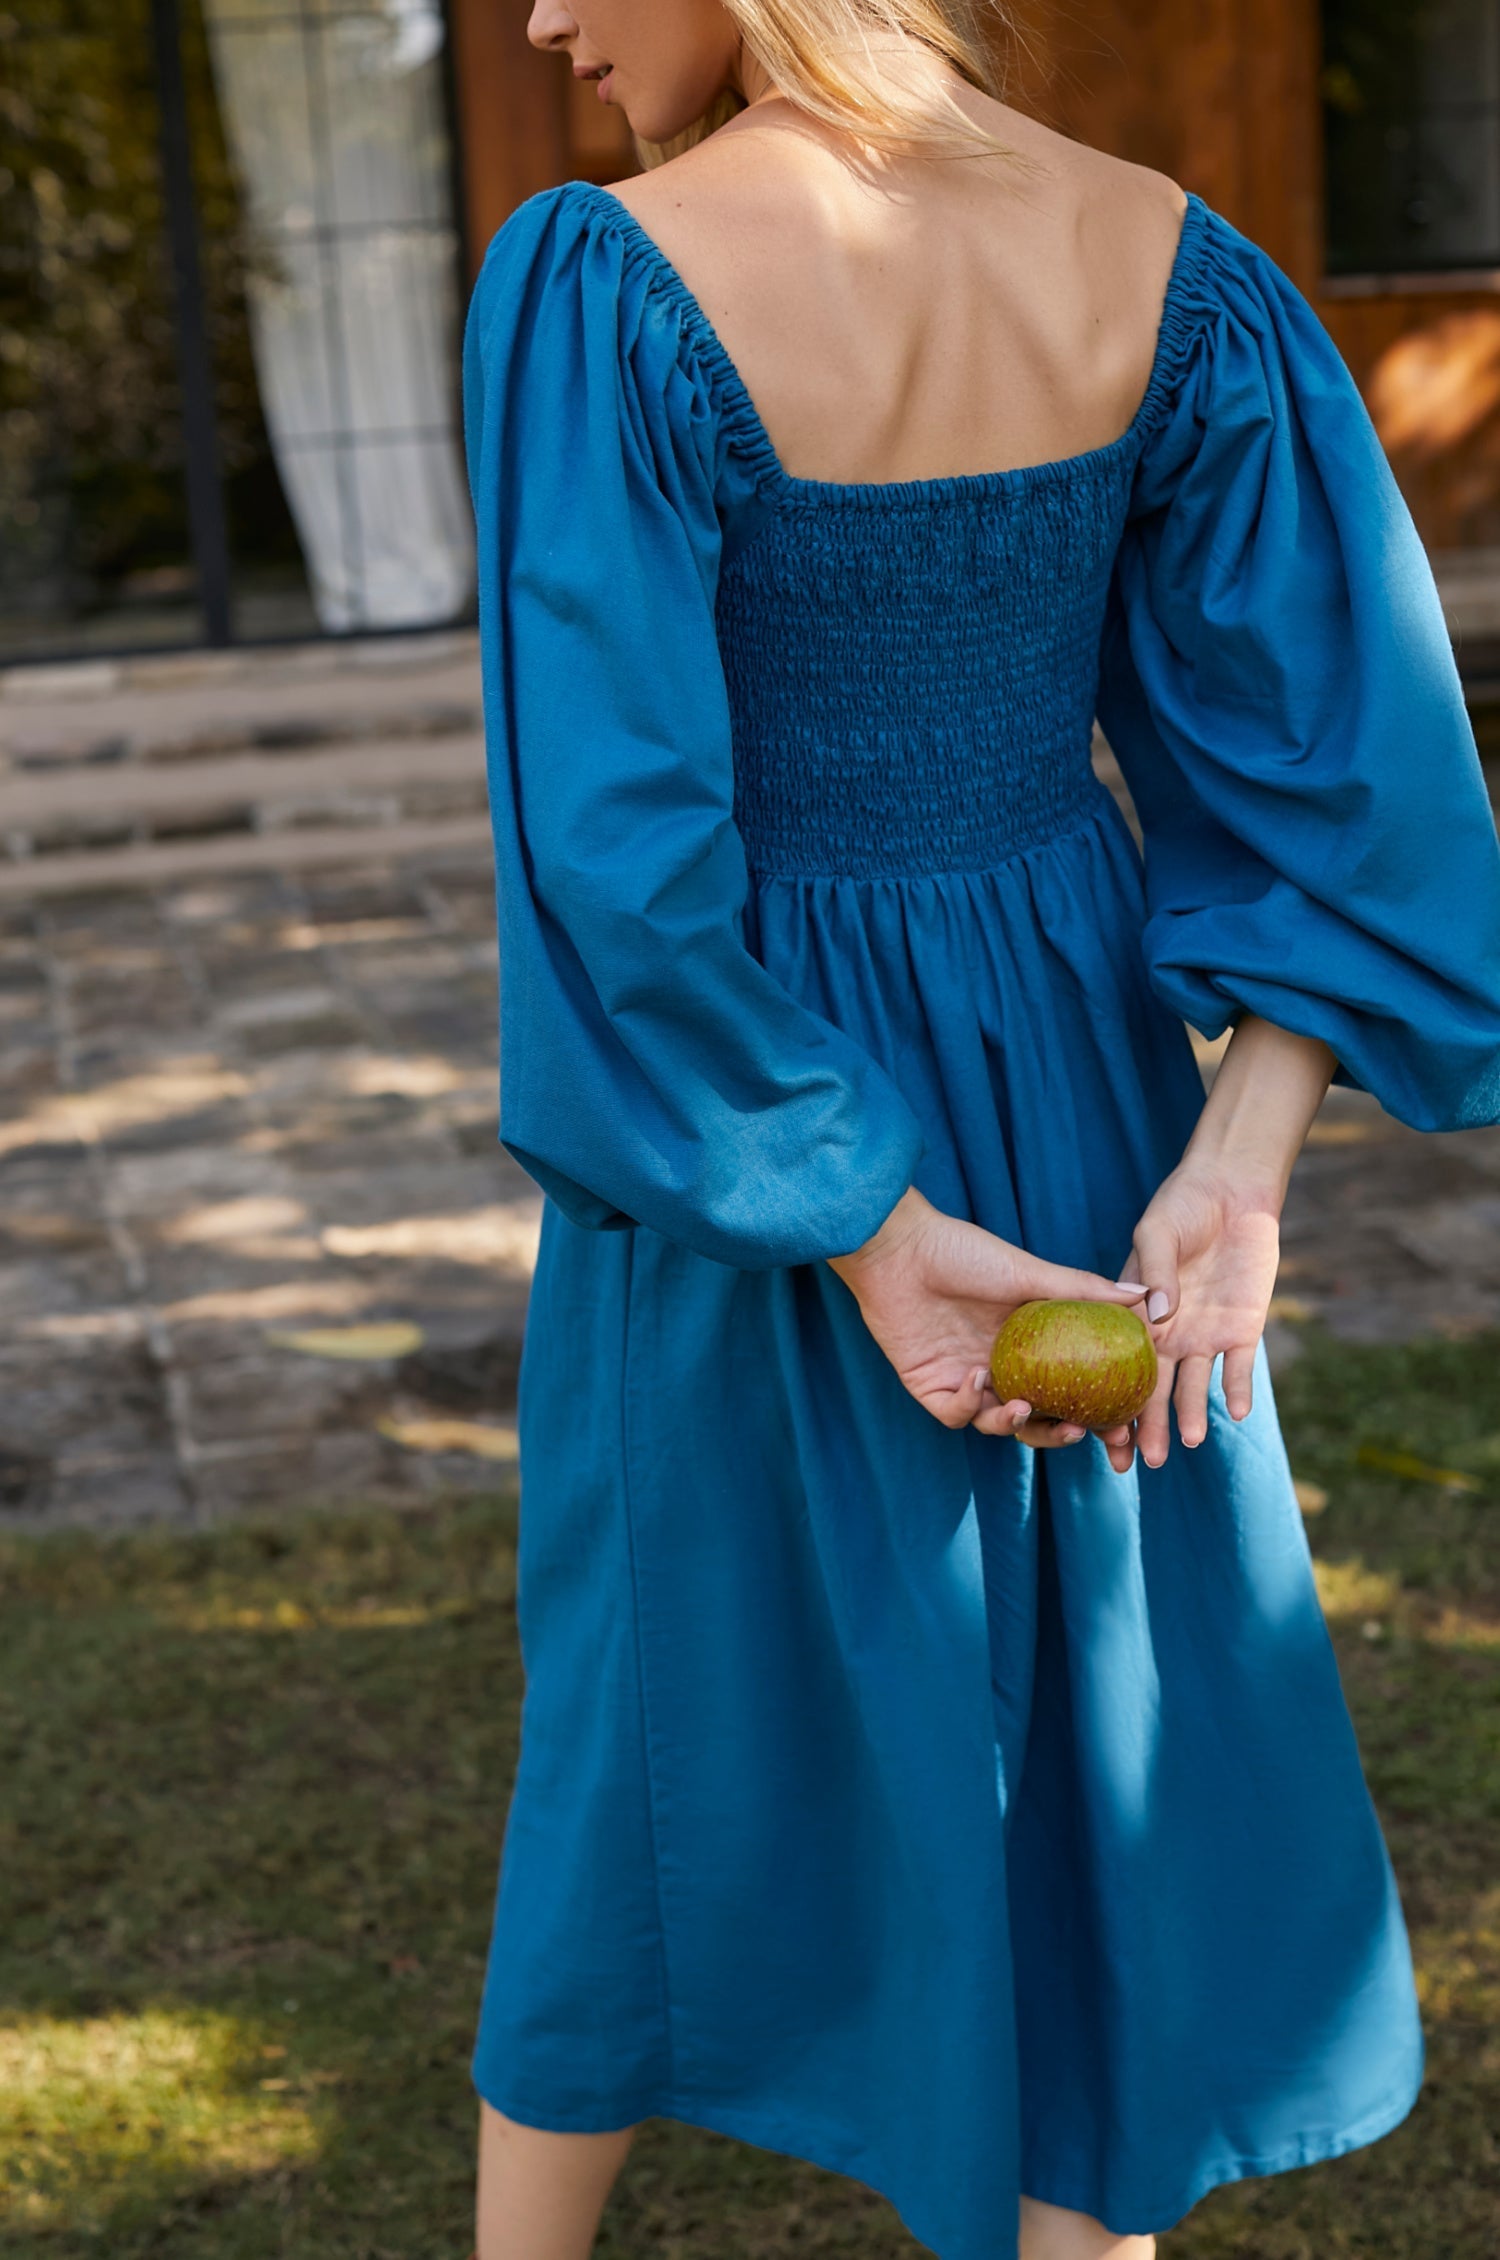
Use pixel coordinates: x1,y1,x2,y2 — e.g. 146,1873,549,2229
547,181,1220,888
717,461,1132,880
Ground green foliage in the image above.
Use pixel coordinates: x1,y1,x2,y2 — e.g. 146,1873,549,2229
0,1330,1497,2254
0,0,270,610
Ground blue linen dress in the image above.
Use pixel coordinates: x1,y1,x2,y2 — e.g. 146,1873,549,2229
462,177,1500,2258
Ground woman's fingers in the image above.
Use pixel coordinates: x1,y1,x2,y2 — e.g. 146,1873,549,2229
1173,1353,1217,1448
1136,1353,1175,1468
954,1367,1032,1437
1124,1220,1181,1326
1222,1342,1256,1421
1021,1256,1149,1308
974,1399,1034,1438
1101,1426,1137,1474
1012,1413,1135,1464
970,1379,1033,1437
1015,1414,1093,1448
940,1366,988,1430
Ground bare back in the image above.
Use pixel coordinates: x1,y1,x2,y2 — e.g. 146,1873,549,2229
609,94,1189,489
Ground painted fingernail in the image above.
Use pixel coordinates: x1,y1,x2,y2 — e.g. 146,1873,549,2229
1147,1290,1170,1322
1118,1279,1147,1293
1058,1425,1085,1443
972,1368,989,1394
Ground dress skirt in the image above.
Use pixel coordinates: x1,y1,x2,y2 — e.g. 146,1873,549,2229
472,790,1424,2253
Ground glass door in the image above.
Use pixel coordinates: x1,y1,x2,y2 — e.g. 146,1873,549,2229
0,0,472,663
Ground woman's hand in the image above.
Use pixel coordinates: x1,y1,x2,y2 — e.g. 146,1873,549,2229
828,1187,1149,1446
1115,1159,1283,1472
1106,1010,1335,1473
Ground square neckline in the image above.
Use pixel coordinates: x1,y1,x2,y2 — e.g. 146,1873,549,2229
570,176,1209,508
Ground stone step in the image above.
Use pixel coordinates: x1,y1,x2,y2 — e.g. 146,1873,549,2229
0,632,492,891
0,811,492,898
0,633,482,773
0,732,486,858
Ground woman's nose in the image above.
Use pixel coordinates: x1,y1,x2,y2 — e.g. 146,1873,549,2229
526,2,578,52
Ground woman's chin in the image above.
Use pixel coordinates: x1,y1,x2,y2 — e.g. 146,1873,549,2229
625,96,715,145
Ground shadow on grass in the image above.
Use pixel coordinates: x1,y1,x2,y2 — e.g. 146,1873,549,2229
2,1328,1497,2256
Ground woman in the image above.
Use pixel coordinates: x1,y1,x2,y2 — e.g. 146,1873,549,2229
462,6,1500,2258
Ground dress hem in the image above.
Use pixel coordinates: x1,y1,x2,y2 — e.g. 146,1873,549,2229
1019,2061,1424,2236
470,2058,1424,2258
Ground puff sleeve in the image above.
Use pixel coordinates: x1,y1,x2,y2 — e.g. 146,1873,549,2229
1096,204,1500,1132
462,187,926,1268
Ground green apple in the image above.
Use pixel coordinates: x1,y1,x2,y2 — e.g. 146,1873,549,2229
990,1298,1158,1430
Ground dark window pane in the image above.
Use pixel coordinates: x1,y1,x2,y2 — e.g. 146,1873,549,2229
1323,0,1500,273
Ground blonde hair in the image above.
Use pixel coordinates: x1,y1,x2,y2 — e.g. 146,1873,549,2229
633,1,1035,170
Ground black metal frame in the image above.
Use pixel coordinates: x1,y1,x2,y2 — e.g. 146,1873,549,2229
148,0,234,645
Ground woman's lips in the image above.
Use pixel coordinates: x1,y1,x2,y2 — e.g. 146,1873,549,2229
595,66,613,100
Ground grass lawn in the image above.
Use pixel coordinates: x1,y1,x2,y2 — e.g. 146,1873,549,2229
2,1322,1496,2258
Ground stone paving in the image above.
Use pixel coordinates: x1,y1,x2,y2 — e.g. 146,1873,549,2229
0,851,535,1528
0,639,1497,1531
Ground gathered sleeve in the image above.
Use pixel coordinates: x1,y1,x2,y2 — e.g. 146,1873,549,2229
462,187,926,1269
1097,204,1500,1132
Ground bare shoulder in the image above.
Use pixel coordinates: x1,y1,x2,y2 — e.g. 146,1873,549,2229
595,129,854,347
1070,139,1189,226
1067,143,1191,299
603,114,799,217
600,129,819,272
607,118,1187,287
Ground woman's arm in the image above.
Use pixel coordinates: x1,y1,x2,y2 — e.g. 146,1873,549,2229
1117,1011,1336,1471
1179,1012,1337,1215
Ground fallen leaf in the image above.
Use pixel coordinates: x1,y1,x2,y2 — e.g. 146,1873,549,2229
1293,1478,1329,1516
1353,1445,1481,1493
377,1415,517,1461
266,1322,425,1361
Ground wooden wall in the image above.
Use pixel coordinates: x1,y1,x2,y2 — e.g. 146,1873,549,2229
447,0,636,267
447,0,1500,552
1011,0,1500,553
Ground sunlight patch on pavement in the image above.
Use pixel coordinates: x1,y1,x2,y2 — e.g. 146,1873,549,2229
0,1060,248,1157
157,1195,314,1250
321,1203,541,1271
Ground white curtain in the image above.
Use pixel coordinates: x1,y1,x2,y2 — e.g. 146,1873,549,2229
204,0,475,631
